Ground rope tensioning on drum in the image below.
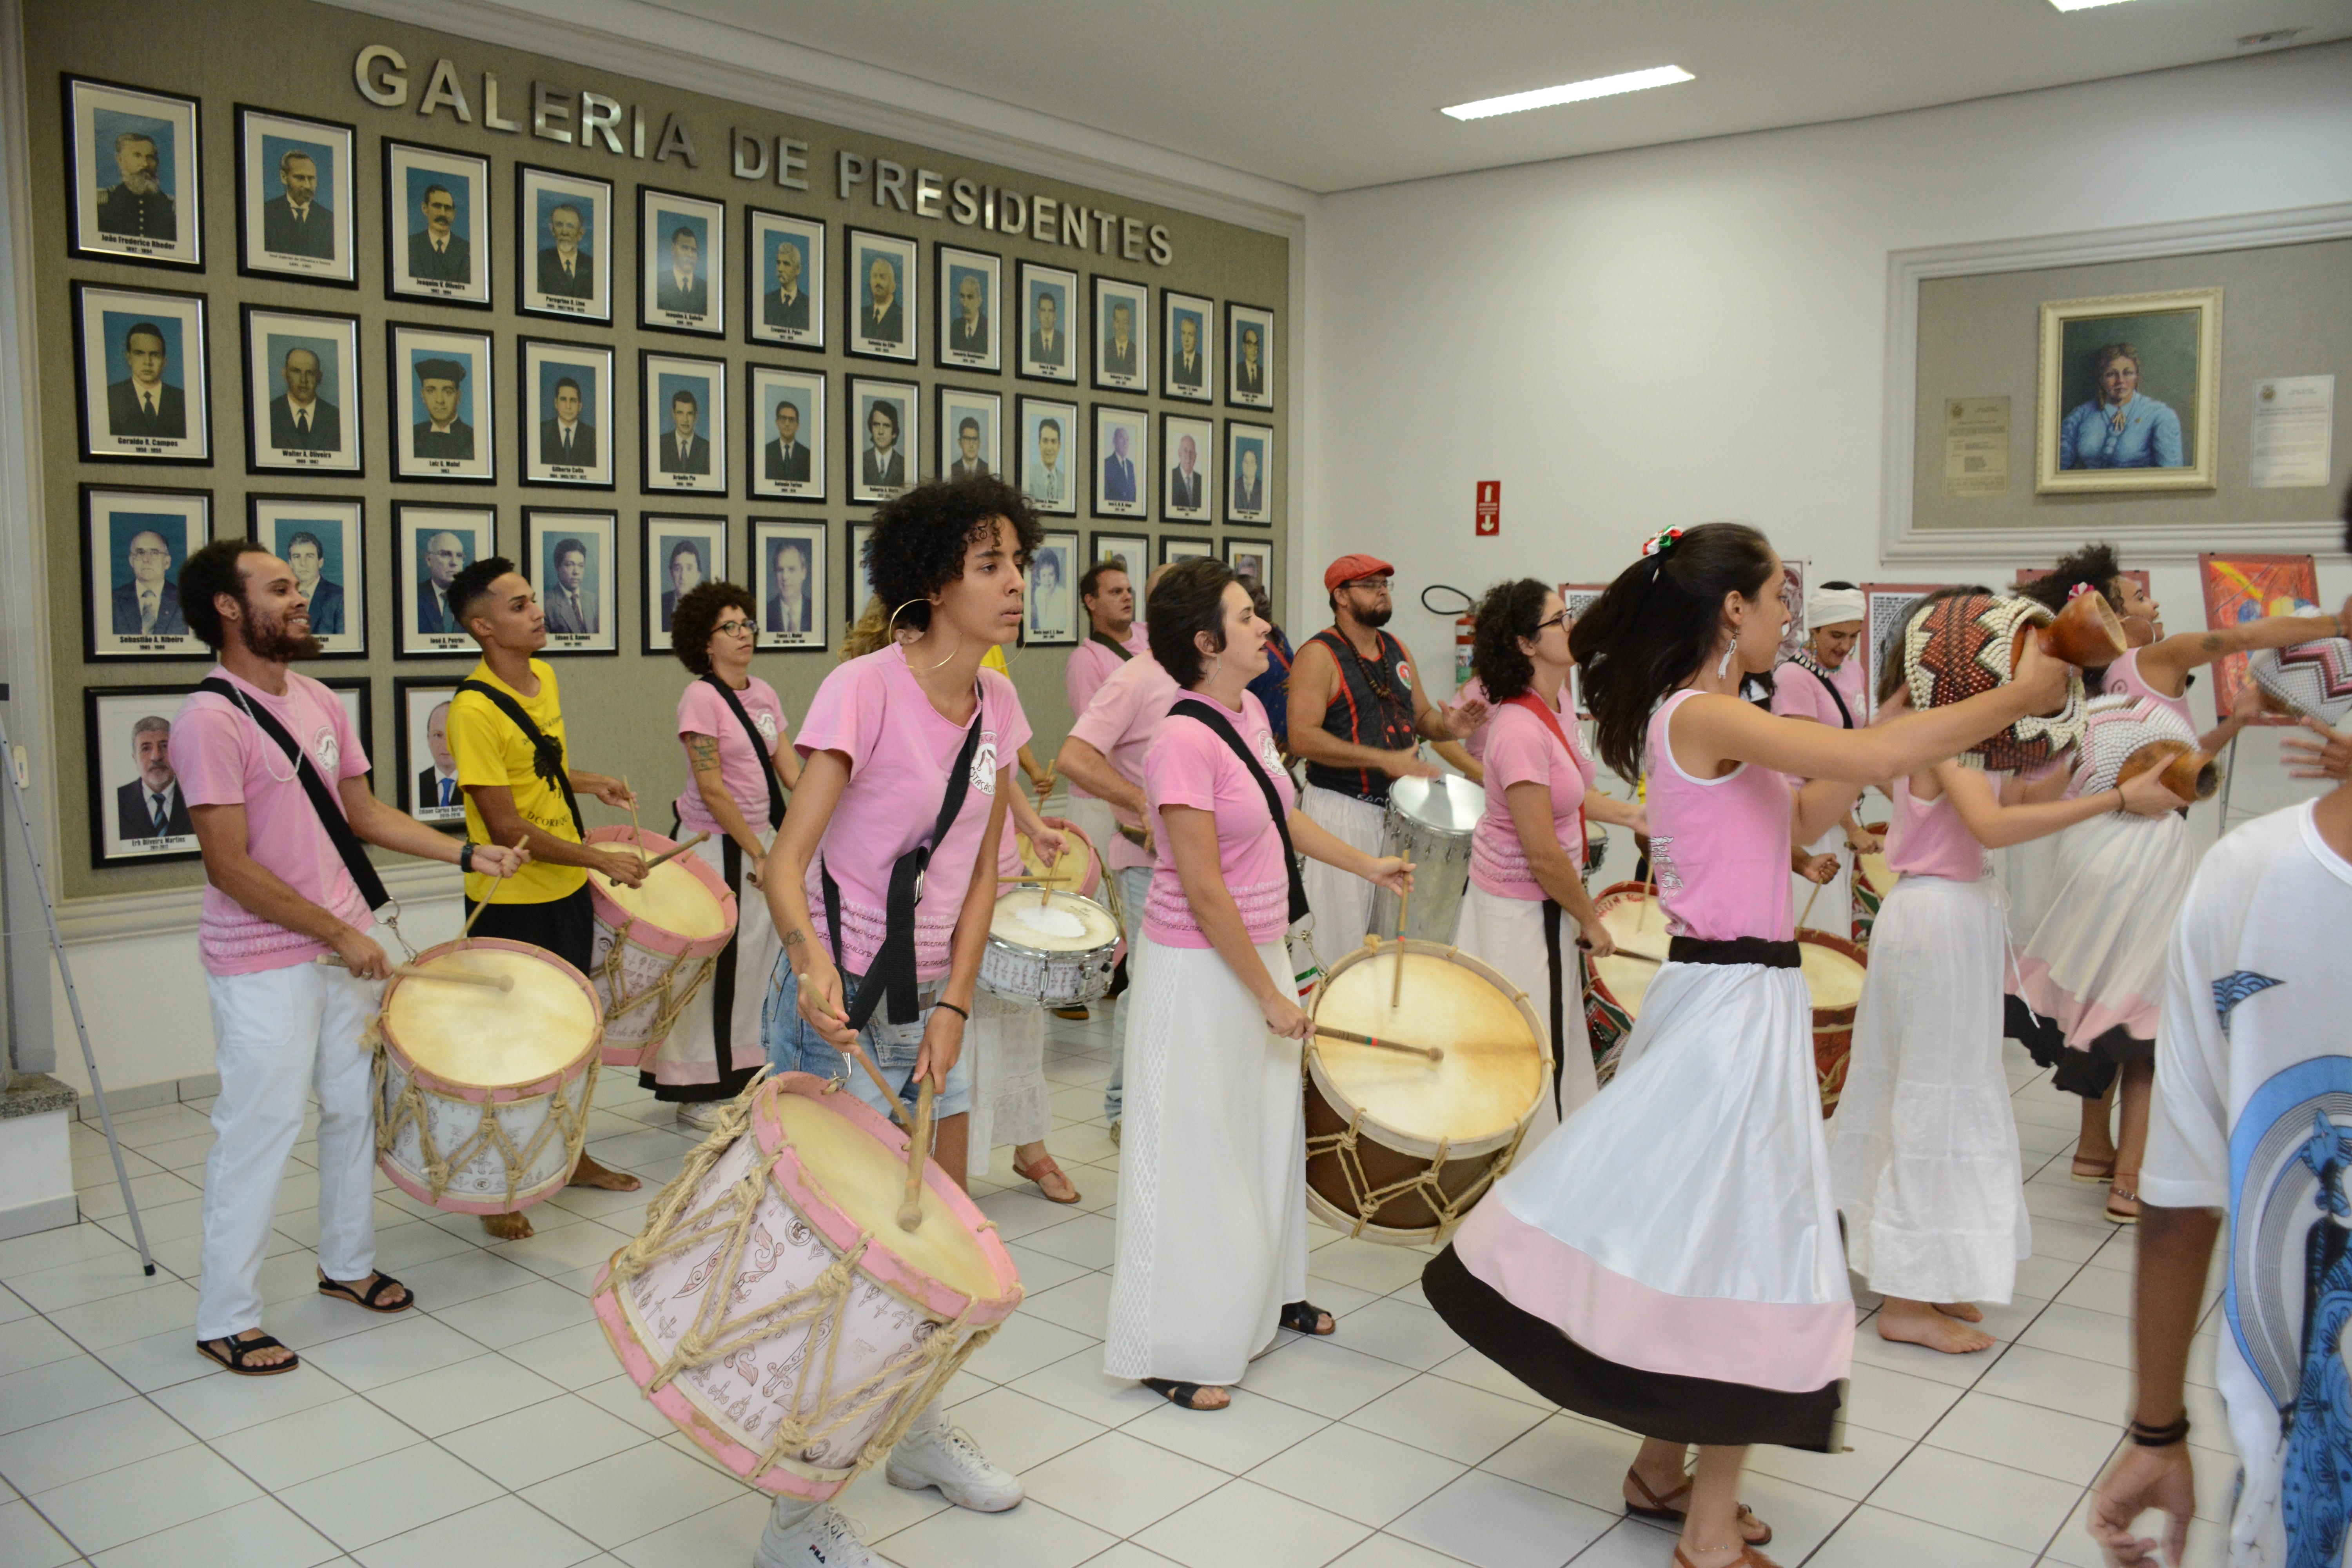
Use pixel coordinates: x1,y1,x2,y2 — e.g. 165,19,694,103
1304,1105,1529,1241
606,1081,995,1479
596,911,721,1049
366,1015,599,1209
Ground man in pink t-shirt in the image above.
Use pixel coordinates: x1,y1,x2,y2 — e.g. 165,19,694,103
1059,563,1149,850
172,539,524,1377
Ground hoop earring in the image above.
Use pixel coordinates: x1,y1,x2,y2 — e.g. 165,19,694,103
889,597,960,673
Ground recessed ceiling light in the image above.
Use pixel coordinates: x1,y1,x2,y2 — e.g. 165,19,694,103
2048,0,2144,11
1441,65,1695,122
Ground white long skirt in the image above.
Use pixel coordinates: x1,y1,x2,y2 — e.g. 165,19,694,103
1300,785,1387,974
644,833,773,1097
965,992,1049,1181
2012,811,2193,1054
1105,934,1307,1385
1453,883,1596,1147
1828,875,2030,1304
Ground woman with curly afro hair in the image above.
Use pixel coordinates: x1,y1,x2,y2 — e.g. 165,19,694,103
751,476,1038,1564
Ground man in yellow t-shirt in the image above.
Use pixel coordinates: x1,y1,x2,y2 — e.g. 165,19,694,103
445,555,650,1238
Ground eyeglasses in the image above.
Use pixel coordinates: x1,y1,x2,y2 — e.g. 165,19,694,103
1535,610,1571,634
713,618,754,637
1345,577,1392,593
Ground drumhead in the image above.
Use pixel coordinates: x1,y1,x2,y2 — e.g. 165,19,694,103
1018,831,1093,891
1798,938,1867,1012
598,858,732,939
1314,950,1542,1143
387,947,598,1085
1588,888,1668,1018
1385,773,1482,837
771,1090,1003,1304
989,890,1118,951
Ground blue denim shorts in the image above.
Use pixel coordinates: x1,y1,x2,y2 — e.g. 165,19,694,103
760,956,975,1120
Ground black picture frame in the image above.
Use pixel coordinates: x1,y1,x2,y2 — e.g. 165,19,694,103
751,517,829,652
316,676,377,795
393,676,465,829
84,683,205,869
847,520,876,621
638,184,726,338
1016,260,1078,385
641,348,728,497
934,241,1001,374
1090,274,1150,395
643,511,730,656
80,483,212,662
72,281,212,466
846,376,918,505
1161,411,1214,525
387,321,495,483
248,492,368,659
1088,532,1150,584
241,302,363,477
1159,535,1213,566
381,138,492,309
1226,301,1275,409
521,507,621,657
515,162,613,325
234,103,356,287
394,501,496,660
1225,419,1274,526
1223,535,1274,588
1163,289,1215,404
746,363,826,502
518,336,616,489
1091,402,1149,520
746,207,826,351
843,226,919,364
64,74,203,271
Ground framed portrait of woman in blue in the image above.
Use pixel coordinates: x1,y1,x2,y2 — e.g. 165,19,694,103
2035,287,2219,495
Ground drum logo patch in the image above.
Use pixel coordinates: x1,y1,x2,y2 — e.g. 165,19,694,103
971,734,998,793
1257,730,1283,773
310,724,340,775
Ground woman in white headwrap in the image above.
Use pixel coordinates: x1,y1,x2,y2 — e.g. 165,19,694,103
1769,583,1882,929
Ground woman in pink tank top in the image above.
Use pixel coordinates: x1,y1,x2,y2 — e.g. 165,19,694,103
1829,596,2188,1358
1422,525,2072,1568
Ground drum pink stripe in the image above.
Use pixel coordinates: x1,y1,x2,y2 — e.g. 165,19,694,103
2010,954,2159,1049
584,825,738,1068
1453,1192,1853,1392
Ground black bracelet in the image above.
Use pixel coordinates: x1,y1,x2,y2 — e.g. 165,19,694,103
935,1000,969,1021
458,843,474,874
2128,1414,2190,1448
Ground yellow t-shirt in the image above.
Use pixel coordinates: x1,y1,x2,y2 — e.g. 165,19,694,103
450,657,588,905
980,644,1010,675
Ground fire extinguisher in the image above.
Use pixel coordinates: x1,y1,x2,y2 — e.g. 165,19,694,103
1422,585,1477,690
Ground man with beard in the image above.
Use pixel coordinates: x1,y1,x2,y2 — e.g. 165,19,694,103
115,714,192,842
762,238,808,331
97,129,175,242
171,538,525,1373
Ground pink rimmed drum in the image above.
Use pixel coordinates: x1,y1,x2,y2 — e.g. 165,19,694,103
371,937,601,1215
584,825,738,1068
1019,820,1102,900
592,1073,1023,1500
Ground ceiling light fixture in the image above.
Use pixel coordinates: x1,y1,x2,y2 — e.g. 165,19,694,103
1441,65,1694,122
2047,0,2145,11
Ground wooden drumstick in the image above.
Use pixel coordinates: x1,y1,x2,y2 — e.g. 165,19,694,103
316,955,515,991
1390,885,1410,1008
459,833,529,942
1797,877,1826,933
632,832,713,875
623,777,648,870
1314,1025,1443,1063
897,1078,936,1231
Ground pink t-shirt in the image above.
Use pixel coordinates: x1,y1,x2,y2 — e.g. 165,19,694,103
173,668,374,976
2100,647,2194,727
1886,775,1986,883
1068,652,1181,872
1644,690,1794,943
1143,690,1295,947
1470,693,1595,901
1769,655,1866,728
797,646,1032,980
673,676,788,836
1062,623,1149,799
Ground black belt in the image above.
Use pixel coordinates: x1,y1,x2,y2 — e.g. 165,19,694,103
1667,935,1800,969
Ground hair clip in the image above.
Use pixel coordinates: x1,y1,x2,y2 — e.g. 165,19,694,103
1640,527,1684,561
2066,582,2097,601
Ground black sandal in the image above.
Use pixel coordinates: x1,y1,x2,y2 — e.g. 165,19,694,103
1143,1377,1228,1410
318,1272,412,1313
196,1332,301,1376
1279,1300,1336,1336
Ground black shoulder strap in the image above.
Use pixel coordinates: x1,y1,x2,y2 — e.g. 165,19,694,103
700,674,786,831
1810,663,1855,730
455,678,586,838
1169,697,1310,925
1088,627,1134,664
195,679,390,912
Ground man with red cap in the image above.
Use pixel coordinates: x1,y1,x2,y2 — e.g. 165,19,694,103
1288,554,1481,972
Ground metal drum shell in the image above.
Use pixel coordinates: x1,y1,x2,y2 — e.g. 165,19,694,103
584,824,738,1068
1368,773,1481,944
976,890,1120,1006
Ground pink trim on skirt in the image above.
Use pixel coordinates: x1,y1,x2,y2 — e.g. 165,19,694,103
2010,952,2157,1050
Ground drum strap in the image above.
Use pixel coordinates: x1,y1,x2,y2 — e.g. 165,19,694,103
1169,699,1310,925
454,680,586,839
1088,628,1134,663
1789,653,1854,730
700,674,786,830
821,691,986,1031
195,679,390,912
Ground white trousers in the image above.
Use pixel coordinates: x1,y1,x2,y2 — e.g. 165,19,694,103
1104,863,1151,1122
198,962,381,1341
1300,784,1386,973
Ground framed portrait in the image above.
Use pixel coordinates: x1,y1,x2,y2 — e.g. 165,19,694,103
394,503,494,659
516,165,612,323
1091,275,1150,394
85,685,203,868
395,678,465,827
644,513,728,655
1162,413,1214,524
747,209,824,350
388,323,494,483
1016,396,1079,517
1025,531,1080,647
2036,286,2220,494
848,376,918,505
65,76,201,270
383,140,489,307
752,518,828,652
937,386,1003,484
642,350,727,496
1225,420,1273,525
845,229,918,363
1089,532,1149,584
81,485,210,661
522,509,617,656
1017,261,1078,385
1163,291,1215,404
935,244,1001,374
1226,302,1275,409
318,677,374,784
519,337,614,489
748,364,826,501
249,494,365,657
640,187,726,337
1160,535,1212,567
848,521,877,621
241,305,361,475
1093,404,1149,519
73,283,210,465
234,106,353,285
1223,536,1273,590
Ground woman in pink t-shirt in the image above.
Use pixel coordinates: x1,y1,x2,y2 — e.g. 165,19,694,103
1452,579,1644,1141
1104,559,1409,1413
1421,524,2071,1568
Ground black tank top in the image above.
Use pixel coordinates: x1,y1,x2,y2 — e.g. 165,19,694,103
1305,626,1416,802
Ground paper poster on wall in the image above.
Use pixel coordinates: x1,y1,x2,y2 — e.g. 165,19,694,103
1943,396,2009,499
2249,375,2335,489
2200,552,2319,724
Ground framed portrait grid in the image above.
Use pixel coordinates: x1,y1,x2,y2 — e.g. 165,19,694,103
845,228,918,363
1017,260,1077,384
1026,530,1080,647
522,508,619,656
65,76,202,270
1160,535,1213,567
249,493,366,657
85,683,204,867
1093,403,1148,519
1163,290,1215,404
387,322,494,483
747,209,824,350
395,677,465,828
640,186,726,337
519,337,615,489
394,502,494,659
937,386,1002,484
234,105,354,286
753,518,828,652
748,364,825,501
935,243,1000,374
516,164,612,323
1226,301,1275,408
848,376,917,504
642,349,727,497
73,282,211,465
383,140,490,308
1226,420,1273,524
1088,533,1149,585
1162,412,1214,524
1091,275,1150,394
644,513,729,655
1016,395,1078,517
241,303,361,475
80,484,211,661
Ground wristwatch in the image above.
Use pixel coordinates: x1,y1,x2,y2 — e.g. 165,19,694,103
459,843,475,874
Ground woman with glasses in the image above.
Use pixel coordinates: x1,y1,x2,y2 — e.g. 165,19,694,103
656,581,800,1129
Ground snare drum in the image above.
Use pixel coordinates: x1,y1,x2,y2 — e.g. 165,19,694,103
372,938,602,1215
593,1073,1022,1499
1303,938,1548,1244
978,889,1121,1007
1369,774,1480,944
1851,824,1895,947
1583,882,1668,1082
1799,929,1869,1116
585,826,738,1068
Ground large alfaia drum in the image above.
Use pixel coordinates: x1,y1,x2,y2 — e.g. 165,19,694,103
372,938,602,1215
1799,929,1868,1117
593,1073,1022,1500
584,826,738,1068
1368,774,1480,944
1303,938,1548,1245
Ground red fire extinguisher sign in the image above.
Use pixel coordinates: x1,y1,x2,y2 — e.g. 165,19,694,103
1475,481,1500,536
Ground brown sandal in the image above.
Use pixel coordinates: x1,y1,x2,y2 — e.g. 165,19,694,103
1626,1470,1772,1546
2107,1176,2141,1225
1012,1152,1082,1204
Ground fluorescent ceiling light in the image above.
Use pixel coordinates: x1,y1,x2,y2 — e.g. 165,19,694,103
2048,0,2144,10
1441,65,1694,122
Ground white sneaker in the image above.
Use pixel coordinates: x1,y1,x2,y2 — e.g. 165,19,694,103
677,1101,724,1131
885,1422,1025,1512
752,1502,880,1568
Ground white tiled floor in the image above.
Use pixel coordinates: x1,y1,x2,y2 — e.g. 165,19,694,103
0,1018,2231,1567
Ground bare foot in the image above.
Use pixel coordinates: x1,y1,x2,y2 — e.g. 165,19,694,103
569,1154,641,1192
1932,1301,1984,1323
483,1210,533,1240
1877,1296,1994,1354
